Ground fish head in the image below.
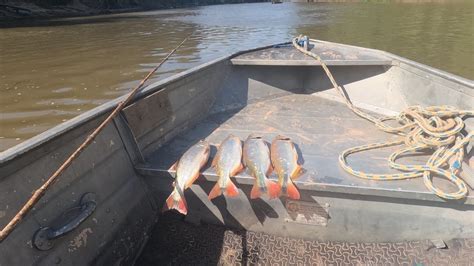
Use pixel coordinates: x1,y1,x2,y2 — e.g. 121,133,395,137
230,135,242,144
224,134,241,143
196,140,211,154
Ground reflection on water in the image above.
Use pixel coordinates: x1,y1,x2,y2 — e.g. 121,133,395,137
0,2,473,151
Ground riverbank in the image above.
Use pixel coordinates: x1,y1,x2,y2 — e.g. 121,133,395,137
0,0,266,21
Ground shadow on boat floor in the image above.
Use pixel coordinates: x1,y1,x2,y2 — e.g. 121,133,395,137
135,212,474,265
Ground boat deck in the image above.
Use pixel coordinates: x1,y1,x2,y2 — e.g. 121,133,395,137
136,94,473,203
135,212,474,265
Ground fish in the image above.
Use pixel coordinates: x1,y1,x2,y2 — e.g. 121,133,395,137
270,135,302,200
243,134,279,199
208,135,243,200
163,140,210,215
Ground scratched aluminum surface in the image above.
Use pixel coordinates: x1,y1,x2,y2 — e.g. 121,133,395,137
141,94,473,203
230,42,392,65
136,213,474,265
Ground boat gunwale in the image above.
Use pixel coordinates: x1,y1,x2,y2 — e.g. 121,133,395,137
1,41,472,163
311,39,473,88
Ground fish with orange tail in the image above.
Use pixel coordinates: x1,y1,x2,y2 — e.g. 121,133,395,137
271,135,302,200
243,135,279,199
163,140,210,215
208,135,243,200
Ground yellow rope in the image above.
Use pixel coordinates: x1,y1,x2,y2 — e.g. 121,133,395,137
292,36,473,200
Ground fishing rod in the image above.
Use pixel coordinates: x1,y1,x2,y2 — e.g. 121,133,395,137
0,35,191,242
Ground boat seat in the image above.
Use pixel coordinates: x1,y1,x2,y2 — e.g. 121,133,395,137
231,43,393,66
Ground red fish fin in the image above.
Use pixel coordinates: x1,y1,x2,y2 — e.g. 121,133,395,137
176,198,187,215
266,179,280,199
208,183,222,200
250,183,261,199
287,181,300,200
169,161,178,171
162,191,188,215
225,180,239,197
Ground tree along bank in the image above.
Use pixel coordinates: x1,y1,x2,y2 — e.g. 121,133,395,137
0,0,267,21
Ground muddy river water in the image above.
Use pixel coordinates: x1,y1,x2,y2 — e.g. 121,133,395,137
0,2,472,151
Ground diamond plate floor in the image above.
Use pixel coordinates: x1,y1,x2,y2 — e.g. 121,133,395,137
136,213,474,266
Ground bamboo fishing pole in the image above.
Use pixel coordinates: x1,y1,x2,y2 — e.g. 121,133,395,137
0,36,190,242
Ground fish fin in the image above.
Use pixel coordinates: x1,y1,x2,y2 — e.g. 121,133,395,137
277,181,285,197
287,181,300,200
208,183,222,200
265,179,280,199
169,161,178,171
291,165,305,180
162,190,188,215
250,183,261,199
225,179,239,197
176,197,188,215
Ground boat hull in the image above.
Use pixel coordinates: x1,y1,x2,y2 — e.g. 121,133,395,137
1,41,472,264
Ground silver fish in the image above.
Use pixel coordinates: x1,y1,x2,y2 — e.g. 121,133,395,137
163,140,210,215
271,135,302,199
208,135,243,200
243,134,279,199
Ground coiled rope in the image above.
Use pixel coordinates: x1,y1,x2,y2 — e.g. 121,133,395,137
292,36,473,200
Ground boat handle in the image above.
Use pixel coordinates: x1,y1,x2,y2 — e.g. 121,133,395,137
33,193,96,251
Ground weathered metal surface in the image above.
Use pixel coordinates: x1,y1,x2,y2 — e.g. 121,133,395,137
137,94,473,204
136,213,474,265
285,200,329,226
231,42,392,66
0,39,472,264
113,112,145,164
32,193,97,251
122,60,231,157
0,118,155,265
122,89,172,140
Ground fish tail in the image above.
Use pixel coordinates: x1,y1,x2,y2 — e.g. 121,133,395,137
251,174,279,199
286,180,300,200
266,178,280,199
278,182,287,197
162,189,188,215
277,174,287,197
224,179,239,197
208,183,222,200
250,181,261,199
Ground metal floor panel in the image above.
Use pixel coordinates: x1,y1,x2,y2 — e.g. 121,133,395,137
136,213,474,265
139,94,473,203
